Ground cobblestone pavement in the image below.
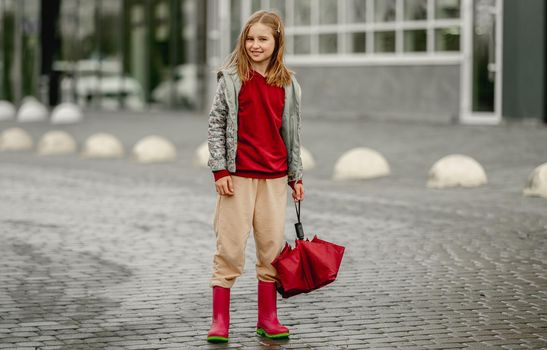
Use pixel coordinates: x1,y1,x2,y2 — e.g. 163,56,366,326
1,112,546,349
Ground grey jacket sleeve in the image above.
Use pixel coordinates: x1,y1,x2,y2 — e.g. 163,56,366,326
290,79,304,183
207,76,229,171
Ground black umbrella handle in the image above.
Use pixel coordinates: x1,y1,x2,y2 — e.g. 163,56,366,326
294,200,305,240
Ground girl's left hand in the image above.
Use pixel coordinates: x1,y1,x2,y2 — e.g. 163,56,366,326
292,183,304,201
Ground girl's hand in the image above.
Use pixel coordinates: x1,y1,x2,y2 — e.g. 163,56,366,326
292,183,304,201
215,176,234,196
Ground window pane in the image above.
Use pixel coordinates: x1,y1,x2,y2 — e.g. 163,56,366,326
150,0,202,110
374,0,396,22
78,1,98,61
0,3,5,99
97,0,126,110
435,0,460,19
230,0,241,50
149,0,171,107
294,34,311,54
374,31,395,52
59,1,81,61
319,33,337,54
59,1,95,105
404,0,427,21
125,1,148,108
2,0,15,101
472,0,496,112
319,0,337,25
251,0,261,13
350,32,366,53
435,27,460,51
404,30,426,52
22,1,40,98
348,0,367,23
285,34,294,54
294,0,311,26
270,0,286,22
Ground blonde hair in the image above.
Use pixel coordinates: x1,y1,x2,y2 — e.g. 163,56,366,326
223,10,292,87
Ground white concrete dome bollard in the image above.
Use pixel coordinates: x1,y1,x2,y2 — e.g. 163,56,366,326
16,97,48,122
132,135,177,163
301,147,316,170
0,127,33,151
333,147,390,180
193,141,209,167
50,102,83,124
81,133,125,159
523,163,547,198
0,101,16,121
427,154,487,188
37,130,77,155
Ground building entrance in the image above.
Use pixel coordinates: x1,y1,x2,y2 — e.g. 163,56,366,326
461,0,502,124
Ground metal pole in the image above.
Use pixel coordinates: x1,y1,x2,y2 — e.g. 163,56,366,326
197,0,207,111
96,0,102,109
145,0,151,108
0,0,4,100
12,0,22,104
119,0,125,109
169,0,177,108
35,0,42,100
71,0,79,103
544,0,547,123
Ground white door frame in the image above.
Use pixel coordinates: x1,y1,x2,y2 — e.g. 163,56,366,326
460,0,503,125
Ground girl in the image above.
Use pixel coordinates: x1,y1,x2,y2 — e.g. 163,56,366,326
206,10,304,343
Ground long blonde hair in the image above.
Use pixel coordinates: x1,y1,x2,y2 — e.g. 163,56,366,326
223,10,292,87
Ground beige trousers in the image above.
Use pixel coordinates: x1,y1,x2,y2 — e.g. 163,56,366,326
211,175,288,288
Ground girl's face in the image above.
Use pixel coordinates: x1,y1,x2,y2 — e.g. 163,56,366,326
245,23,276,67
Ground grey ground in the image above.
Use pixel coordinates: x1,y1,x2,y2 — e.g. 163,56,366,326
1,111,546,350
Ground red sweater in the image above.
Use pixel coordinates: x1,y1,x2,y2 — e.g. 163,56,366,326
214,71,302,189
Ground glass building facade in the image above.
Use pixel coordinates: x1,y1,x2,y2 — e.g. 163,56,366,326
219,0,462,61
207,0,473,123
1,0,545,123
0,0,207,111
207,0,546,124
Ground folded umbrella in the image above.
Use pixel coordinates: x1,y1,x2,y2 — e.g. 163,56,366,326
272,201,345,298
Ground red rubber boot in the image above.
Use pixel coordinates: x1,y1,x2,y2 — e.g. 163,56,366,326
207,286,230,343
256,281,289,339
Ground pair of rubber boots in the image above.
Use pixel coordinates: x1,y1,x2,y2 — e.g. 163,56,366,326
207,280,289,343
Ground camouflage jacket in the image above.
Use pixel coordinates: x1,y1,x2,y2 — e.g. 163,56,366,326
207,67,303,183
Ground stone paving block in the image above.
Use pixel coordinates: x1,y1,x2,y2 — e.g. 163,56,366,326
0,337,29,343
30,335,57,342
54,331,95,340
485,338,533,347
500,344,531,350
471,334,503,342
424,344,467,349
40,339,64,346
37,324,79,331
15,342,45,347
521,339,547,348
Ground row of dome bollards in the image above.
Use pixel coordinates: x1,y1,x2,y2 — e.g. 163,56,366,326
1,98,545,198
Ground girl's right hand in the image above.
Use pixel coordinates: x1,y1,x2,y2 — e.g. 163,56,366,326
215,176,234,196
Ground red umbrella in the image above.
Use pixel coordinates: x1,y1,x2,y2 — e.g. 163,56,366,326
272,201,345,298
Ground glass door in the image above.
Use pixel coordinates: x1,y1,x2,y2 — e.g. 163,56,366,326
461,0,502,124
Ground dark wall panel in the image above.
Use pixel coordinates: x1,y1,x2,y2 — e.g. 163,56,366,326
502,0,546,121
